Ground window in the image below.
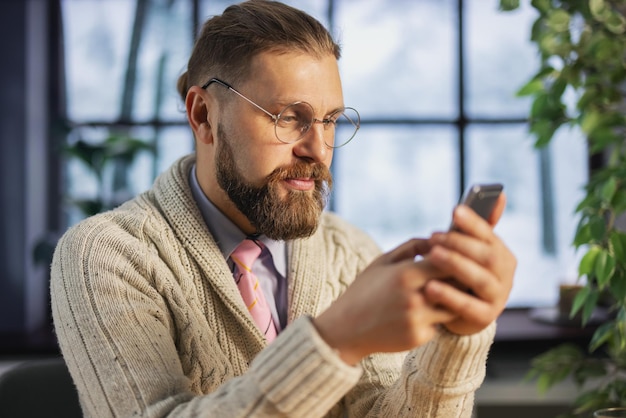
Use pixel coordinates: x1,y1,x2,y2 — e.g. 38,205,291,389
60,0,588,307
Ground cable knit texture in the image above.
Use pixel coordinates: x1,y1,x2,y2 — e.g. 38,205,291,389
51,154,496,418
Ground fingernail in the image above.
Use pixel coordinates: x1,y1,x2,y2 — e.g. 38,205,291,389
456,205,470,218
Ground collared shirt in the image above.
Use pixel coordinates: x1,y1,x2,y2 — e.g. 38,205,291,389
189,164,288,331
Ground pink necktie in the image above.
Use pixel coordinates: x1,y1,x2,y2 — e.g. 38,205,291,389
231,239,278,343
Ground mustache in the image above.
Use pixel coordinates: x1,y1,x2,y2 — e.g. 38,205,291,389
267,161,333,186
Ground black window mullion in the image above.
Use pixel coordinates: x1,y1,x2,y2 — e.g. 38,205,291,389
457,0,466,199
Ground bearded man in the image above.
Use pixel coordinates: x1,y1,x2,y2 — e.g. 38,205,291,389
51,1,516,417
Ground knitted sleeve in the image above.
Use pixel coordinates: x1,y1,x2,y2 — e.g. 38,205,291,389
345,323,495,417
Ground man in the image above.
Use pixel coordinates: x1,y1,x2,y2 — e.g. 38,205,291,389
51,1,516,417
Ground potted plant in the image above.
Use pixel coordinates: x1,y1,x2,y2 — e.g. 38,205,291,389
499,0,626,416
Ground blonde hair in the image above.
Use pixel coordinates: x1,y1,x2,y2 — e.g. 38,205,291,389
177,0,341,102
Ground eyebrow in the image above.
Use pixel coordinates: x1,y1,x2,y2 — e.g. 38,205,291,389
272,98,346,116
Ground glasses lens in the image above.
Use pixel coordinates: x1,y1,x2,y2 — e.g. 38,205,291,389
332,107,360,148
276,102,314,144
274,103,360,148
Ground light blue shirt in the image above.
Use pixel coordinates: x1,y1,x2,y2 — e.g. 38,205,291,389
189,164,288,330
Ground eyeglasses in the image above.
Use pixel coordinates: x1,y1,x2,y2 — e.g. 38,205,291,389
202,78,360,148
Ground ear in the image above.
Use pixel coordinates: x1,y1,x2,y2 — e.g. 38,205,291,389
186,85,215,145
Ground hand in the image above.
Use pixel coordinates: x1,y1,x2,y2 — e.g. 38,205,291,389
313,239,456,366
422,193,516,336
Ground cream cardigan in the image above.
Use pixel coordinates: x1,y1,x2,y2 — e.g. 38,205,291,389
51,155,495,417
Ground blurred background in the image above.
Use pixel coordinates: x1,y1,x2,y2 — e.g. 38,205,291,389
0,0,589,375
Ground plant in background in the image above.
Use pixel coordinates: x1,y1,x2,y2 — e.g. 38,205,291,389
500,0,626,416
32,132,154,267
63,132,155,217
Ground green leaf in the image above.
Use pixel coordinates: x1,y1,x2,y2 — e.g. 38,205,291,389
547,9,571,32
573,223,592,247
589,216,607,242
581,110,603,135
531,0,551,15
589,127,621,152
517,78,544,96
609,271,626,302
590,34,618,61
612,190,626,213
583,289,599,325
589,320,615,352
499,0,520,11
527,344,583,393
571,285,591,316
610,231,626,261
530,119,560,147
577,87,599,111
573,388,611,415
579,246,601,276
539,32,566,55
573,359,607,384
594,250,615,288
605,10,626,34
601,177,618,203
589,0,608,21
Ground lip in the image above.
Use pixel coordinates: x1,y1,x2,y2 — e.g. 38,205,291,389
283,178,315,191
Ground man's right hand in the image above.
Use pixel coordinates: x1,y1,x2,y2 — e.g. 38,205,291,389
312,239,455,366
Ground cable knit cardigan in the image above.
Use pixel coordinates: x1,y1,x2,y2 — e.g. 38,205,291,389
51,154,495,418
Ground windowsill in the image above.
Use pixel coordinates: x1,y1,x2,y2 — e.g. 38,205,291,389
494,307,597,343
476,307,598,411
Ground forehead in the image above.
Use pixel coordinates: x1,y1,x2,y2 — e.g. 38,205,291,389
243,50,344,109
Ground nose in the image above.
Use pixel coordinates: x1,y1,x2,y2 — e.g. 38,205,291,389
292,122,331,163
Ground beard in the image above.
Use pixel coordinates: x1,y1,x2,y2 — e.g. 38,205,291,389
214,123,333,240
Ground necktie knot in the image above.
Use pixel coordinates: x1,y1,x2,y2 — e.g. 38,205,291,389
231,239,263,271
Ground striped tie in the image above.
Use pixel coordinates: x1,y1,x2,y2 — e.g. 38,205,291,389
231,239,278,343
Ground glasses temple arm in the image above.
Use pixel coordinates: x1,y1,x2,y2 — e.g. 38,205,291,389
202,78,277,122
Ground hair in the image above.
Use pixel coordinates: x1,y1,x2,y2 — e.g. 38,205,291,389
176,0,341,102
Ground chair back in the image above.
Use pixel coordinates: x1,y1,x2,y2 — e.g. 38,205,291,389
0,358,82,418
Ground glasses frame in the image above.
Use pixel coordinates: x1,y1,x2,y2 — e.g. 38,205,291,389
201,78,360,148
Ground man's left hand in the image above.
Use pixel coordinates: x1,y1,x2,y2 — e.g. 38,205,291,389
421,194,517,335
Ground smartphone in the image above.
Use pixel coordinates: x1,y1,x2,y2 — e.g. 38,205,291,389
450,183,503,231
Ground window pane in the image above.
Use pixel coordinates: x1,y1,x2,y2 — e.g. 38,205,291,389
465,0,539,118
154,126,196,175
63,0,135,121
336,0,457,119
465,125,587,307
132,0,193,121
333,125,458,251
63,0,193,122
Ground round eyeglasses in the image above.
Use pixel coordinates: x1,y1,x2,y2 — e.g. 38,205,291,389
202,78,360,148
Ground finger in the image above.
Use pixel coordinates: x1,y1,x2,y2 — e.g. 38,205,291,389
429,231,495,269
488,193,507,226
427,245,499,301
423,279,496,330
383,238,432,264
451,205,497,242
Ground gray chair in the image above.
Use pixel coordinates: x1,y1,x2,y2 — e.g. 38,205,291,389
0,357,82,418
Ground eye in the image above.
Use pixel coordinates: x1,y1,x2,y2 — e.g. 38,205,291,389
277,114,300,130
277,103,312,128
